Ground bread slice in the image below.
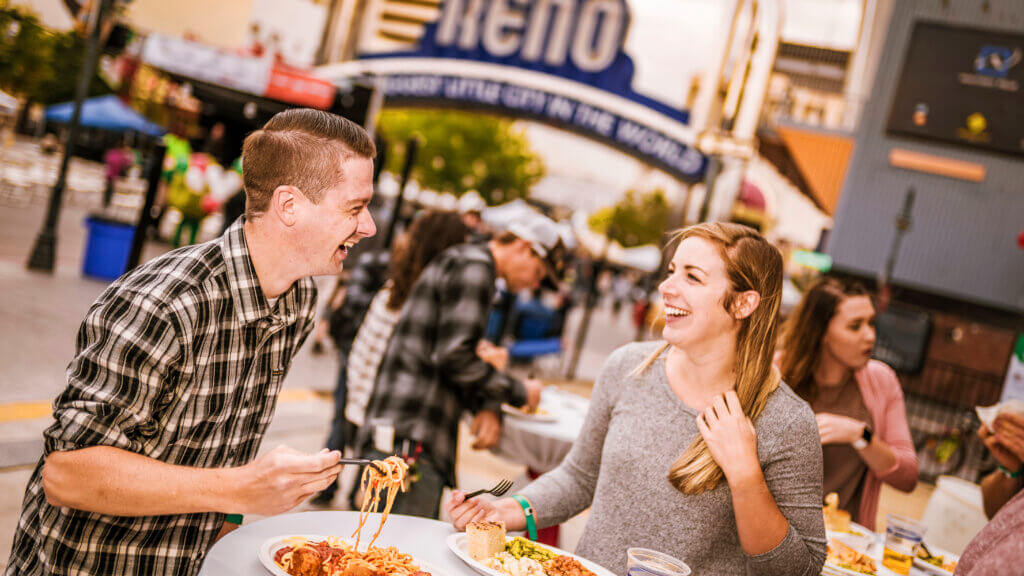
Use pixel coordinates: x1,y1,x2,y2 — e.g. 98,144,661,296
467,521,506,562
823,492,851,532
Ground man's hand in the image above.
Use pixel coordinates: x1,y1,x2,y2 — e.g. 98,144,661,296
523,378,543,413
229,446,342,516
477,341,510,372
470,410,502,449
980,424,1021,472
994,413,1024,463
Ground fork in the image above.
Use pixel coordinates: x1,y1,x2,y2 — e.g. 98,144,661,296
338,458,386,474
464,479,514,499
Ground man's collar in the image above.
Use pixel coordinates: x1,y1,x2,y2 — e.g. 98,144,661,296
223,216,318,327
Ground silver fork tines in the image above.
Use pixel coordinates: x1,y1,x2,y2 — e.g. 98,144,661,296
464,479,513,500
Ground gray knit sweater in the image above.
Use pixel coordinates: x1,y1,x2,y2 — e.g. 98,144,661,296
518,342,827,576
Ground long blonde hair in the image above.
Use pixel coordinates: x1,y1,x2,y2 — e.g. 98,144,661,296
633,222,784,495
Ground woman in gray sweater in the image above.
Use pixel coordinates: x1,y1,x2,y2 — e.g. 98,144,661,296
446,223,827,576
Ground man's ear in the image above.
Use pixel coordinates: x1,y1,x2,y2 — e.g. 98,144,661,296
732,290,761,320
271,185,301,226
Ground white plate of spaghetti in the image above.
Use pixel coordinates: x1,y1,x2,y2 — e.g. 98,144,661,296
258,534,440,576
259,456,435,576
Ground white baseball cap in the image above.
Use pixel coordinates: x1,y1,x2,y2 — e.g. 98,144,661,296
507,215,567,287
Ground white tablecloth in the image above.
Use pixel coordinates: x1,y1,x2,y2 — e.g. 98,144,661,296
492,387,589,474
198,511,475,576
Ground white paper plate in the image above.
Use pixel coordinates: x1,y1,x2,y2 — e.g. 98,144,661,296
446,533,615,576
825,524,882,576
258,534,444,576
501,403,558,422
913,544,959,576
827,522,878,555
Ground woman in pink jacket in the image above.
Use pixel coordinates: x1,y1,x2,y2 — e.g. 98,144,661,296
778,278,918,530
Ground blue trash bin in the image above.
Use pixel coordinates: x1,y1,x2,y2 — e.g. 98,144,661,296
83,216,135,281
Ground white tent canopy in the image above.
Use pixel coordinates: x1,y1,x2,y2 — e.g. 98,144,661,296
570,212,662,273
0,90,18,115
481,199,540,229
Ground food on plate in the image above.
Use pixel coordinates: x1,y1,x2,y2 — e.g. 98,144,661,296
271,457,419,576
273,536,426,576
917,546,957,572
473,535,598,576
353,456,409,549
823,492,852,533
484,552,546,576
468,521,507,561
543,555,597,576
826,538,877,575
505,536,557,562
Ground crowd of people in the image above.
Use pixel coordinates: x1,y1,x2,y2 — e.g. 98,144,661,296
6,108,1020,576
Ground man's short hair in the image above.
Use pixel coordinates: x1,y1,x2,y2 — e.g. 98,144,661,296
241,108,376,217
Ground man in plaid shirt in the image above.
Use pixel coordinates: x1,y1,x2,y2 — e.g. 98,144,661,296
358,216,565,517
6,109,377,576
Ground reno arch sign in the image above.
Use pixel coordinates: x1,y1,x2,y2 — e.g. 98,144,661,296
434,0,628,73
327,0,706,181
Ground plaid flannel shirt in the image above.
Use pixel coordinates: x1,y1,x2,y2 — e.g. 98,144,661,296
359,243,527,485
6,219,317,576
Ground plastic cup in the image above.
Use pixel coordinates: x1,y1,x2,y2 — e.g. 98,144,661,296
626,548,691,576
882,514,926,575
370,417,394,453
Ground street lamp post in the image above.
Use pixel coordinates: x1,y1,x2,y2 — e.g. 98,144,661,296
26,0,108,272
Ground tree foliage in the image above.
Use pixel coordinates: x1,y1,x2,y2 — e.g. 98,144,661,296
0,6,111,105
588,188,671,248
0,7,54,99
377,109,545,205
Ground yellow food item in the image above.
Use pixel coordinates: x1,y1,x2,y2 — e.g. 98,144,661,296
917,548,957,572
505,537,556,562
823,492,851,533
827,538,876,575
468,521,506,562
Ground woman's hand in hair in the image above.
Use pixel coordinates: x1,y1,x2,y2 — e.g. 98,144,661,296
697,391,761,486
815,413,866,445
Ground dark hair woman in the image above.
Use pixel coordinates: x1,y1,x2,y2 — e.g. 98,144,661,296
778,278,918,530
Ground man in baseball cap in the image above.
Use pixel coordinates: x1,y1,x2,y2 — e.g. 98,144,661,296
507,214,567,290
356,213,568,518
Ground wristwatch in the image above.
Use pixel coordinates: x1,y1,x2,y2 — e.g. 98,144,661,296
852,424,872,450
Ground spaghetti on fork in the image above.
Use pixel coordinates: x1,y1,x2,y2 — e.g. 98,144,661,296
353,456,409,549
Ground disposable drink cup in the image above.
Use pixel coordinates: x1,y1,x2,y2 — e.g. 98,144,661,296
626,548,690,576
371,418,394,453
882,514,926,575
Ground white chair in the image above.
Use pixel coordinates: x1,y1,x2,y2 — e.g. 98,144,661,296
919,475,989,555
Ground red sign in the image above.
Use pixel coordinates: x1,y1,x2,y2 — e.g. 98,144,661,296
265,65,336,109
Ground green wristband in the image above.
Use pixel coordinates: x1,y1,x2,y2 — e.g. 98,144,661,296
512,495,538,541
225,514,244,524
997,463,1023,479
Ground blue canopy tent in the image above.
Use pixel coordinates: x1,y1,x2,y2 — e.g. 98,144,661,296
45,95,165,137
